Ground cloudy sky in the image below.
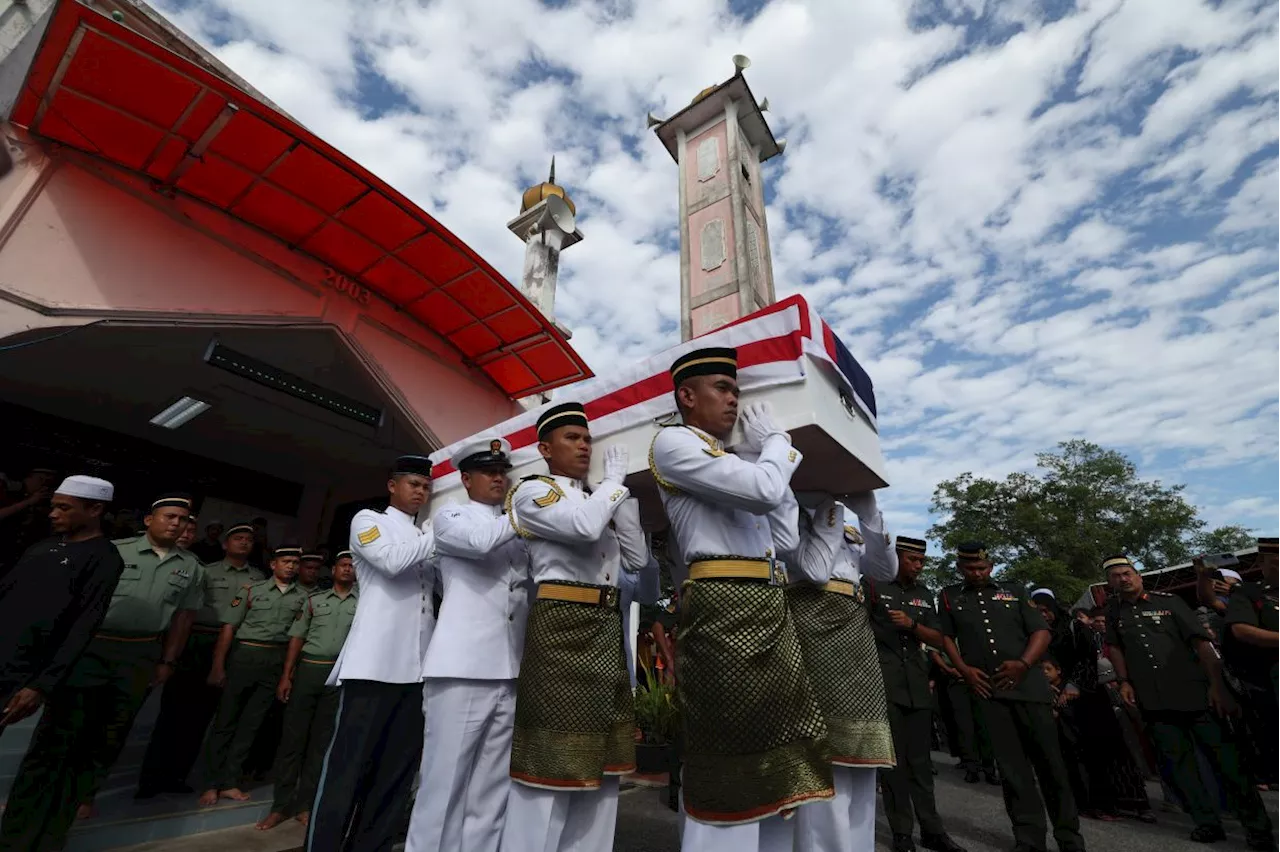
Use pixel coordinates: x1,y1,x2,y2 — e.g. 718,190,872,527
153,0,1279,539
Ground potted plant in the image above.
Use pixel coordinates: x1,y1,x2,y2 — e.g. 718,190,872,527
633,656,678,774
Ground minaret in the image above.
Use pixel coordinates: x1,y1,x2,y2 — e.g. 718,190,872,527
649,56,785,340
508,157,582,339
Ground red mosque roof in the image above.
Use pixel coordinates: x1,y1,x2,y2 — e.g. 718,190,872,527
10,1,591,399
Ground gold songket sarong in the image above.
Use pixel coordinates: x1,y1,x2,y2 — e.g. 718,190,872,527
677,565,834,824
786,581,895,768
510,582,635,789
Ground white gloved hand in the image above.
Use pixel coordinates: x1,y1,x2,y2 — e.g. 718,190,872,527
843,490,879,522
740,401,785,451
602,444,630,484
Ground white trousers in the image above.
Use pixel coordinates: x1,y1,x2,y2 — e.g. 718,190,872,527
794,766,877,852
499,777,620,852
407,678,517,852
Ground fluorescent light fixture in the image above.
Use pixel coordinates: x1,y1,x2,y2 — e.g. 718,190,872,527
150,396,211,429
203,342,383,427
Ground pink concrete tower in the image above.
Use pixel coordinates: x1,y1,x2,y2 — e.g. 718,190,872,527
650,56,786,340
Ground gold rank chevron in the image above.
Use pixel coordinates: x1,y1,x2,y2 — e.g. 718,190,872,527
357,526,380,546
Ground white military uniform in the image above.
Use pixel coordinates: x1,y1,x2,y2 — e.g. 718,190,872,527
792,497,897,852
308,502,436,852
651,424,807,852
407,488,532,852
500,475,647,852
329,504,437,686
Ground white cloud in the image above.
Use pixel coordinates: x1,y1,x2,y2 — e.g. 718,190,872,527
151,0,1280,546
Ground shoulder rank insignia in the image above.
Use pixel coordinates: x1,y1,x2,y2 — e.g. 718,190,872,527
702,446,726,458
843,524,864,545
533,489,561,508
787,449,798,463
827,506,838,528
357,526,381,546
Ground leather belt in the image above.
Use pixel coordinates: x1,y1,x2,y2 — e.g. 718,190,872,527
689,558,787,586
821,579,856,597
537,582,619,608
300,656,337,665
93,632,160,643
237,640,287,649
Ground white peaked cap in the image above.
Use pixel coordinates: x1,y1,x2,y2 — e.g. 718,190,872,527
1218,568,1243,583
55,475,114,502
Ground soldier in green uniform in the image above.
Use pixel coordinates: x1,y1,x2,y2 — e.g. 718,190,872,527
0,492,203,852
256,550,358,831
1223,537,1278,787
1105,554,1273,848
137,521,264,797
297,551,324,595
870,537,965,852
938,542,1084,852
198,545,307,806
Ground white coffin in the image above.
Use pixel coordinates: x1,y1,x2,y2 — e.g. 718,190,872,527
427,295,886,530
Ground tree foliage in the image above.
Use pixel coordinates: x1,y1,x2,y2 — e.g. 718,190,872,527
926,440,1204,603
1190,525,1255,555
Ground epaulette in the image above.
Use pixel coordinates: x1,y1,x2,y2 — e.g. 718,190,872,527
504,475,566,538
650,425,725,494
843,524,864,545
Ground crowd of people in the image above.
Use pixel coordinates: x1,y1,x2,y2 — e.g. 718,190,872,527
0,345,1275,852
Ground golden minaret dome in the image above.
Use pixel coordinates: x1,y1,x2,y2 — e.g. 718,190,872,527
520,157,575,216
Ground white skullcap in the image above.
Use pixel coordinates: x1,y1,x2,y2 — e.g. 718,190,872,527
1218,568,1243,583
55,475,114,502
1030,587,1056,600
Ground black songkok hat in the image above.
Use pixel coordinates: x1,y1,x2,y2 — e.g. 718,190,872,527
1101,554,1133,572
956,541,989,563
536,402,588,440
670,347,738,386
151,492,193,511
1258,537,1278,555
301,551,325,563
272,544,303,559
224,521,254,539
392,454,433,477
896,536,927,555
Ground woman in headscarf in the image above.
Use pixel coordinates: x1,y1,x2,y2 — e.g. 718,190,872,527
1031,588,1154,824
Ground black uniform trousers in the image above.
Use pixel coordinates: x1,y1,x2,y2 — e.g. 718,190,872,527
1145,709,1271,835
0,637,155,852
983,698,1084,852
881,701,945,837
203,643,287,790
946,677,994,772
270,661,340,815
306,679,424,852
138,629,221,792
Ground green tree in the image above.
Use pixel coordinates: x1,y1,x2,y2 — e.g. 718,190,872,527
1190,525,1255,555
926,440,1204,603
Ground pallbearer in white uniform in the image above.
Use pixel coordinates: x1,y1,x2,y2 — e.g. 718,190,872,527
649,347,834,852
308,454,436,852
499,402,649,852
789,492,898,852
407,436,532,852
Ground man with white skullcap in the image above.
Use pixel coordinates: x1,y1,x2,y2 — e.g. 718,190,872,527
0,475,122,729
407,435,533,852
0,476,126,848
